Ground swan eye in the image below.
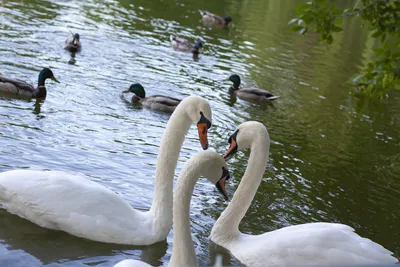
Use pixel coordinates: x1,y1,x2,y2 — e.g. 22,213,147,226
198,112,211,129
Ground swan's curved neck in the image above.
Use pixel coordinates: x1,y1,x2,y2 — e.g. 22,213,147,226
150,105,192,235
212,136,269,240
168,161,200,267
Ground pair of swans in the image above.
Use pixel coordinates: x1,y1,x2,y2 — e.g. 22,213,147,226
114,121,399,267
0,95,398,266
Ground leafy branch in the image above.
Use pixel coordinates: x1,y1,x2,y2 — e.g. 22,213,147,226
289,0,400,98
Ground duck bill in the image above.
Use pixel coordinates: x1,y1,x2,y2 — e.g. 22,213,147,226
223,139,237,161
216,177,229,201
197,122,209,150
73,39,78,46
122,89,130,93
51,76,60,83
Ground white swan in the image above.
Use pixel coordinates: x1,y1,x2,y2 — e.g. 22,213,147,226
0,95,212,245
114,150,230,267
210,121,399,267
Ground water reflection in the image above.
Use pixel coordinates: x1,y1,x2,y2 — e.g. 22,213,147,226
0,210,167,266
208,242,242,267
33,99,44,116
68,52,77,65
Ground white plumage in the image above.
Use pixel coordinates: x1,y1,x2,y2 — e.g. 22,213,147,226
0,96,212,245
210,121,398,267
114,151,229,267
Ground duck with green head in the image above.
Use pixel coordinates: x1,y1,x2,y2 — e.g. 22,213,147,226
122,83,182,113
228,74,279,103
170,35,204,56
0,68,60,99
200,11,232,26
64,33,81,52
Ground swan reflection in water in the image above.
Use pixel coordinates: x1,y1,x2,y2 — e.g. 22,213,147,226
0,209,167,266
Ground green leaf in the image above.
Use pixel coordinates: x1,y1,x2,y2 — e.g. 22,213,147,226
292,25,303,32
288,18,298,25
371,31,383,37
332,25,343,32
381,33,387,42
300,27,308,35
327,34,333,44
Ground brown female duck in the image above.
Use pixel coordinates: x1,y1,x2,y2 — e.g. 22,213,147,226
170,35,204,56
64,33,81,52
200,11,232,26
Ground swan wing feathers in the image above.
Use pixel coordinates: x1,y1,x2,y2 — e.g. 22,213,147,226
0,170,149,243
232,223,397,267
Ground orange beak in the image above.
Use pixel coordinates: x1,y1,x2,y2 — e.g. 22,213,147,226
223,138,237,161
197,122,209,150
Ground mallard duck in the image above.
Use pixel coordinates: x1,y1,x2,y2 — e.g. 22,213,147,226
200,11,232,26
122,83,181,113
0,68,59,99
228,74,279,102
170,35,204,55
64,33,81,52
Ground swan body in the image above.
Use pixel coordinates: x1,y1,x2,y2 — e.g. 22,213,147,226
199,11,232,26
210,121,399,267
228,74,279,102
114,259,151,267
170,35,203,55
0,68,59,99
123,83,181,113
64,33,81,52
114,151,230,267
0,96,212,245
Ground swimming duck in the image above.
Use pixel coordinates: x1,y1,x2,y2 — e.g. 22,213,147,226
170,35,203,55
228,74,279,102
64,33,81,52
200,11,232,26
0,68,59,99
122,83,181,113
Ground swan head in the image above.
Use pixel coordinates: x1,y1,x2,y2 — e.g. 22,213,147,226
193,150,230,200
181,96,212,150
223,121,269,161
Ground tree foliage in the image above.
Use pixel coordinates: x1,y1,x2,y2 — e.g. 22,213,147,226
289,0,400,98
